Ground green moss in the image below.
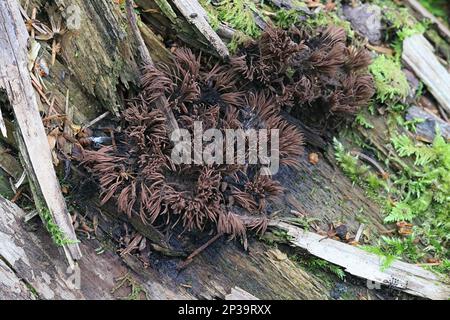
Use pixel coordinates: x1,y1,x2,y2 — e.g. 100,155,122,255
426,29,450,62
333,138,370,184
216,0,262,38
306,11,354,38
292,255,346,281
362,244,397,270
154,0,178,24
418,0,449,22
274,9,301,29
369,55,409,103
227,30,252,53
261,229,292,245
373,0,428,58
199,0,220,30
41,208,78,246
355,113,374,129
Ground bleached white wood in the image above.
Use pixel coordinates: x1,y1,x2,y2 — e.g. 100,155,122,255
273,221,450,300
172,0,230,59
0,0,81,264
402,34,450,114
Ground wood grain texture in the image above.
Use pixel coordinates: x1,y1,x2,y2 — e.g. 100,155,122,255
0,0,81,263
51,0,140,114
403,34,450,114
0,196,191,300
274,221,450,300
171,0,229,58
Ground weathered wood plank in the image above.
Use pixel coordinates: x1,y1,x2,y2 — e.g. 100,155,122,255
0,0,81,264
170,0,229,59
273,221,450,300
402,34,450,114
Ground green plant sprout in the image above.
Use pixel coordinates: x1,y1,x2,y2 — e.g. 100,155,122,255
41,208,78,246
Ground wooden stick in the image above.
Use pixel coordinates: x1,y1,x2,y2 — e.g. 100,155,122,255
177,233,223,270
125,0,153,66
125,0,179,133
271,221,450,300
0,0,81,265
171,0,229,59
404,0,450,43
402,34,450,115
63,89,74,155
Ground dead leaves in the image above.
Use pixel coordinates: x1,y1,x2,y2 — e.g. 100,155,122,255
308,152,319,165
396,221,413,236
21,5,69,66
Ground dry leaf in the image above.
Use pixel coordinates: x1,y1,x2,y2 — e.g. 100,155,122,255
308,152,319,165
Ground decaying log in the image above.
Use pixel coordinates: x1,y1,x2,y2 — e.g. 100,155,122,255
0,0,81,265
0,196,190,300
402,34,450,115
51,0,140,114
272,221,450,300
3,0,436,301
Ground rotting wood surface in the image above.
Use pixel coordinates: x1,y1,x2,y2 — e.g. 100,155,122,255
0,0,433,300
0,0,81,264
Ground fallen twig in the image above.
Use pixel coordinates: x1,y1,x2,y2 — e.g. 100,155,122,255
177,233,223,270
403,34,450,115
83,111,110,129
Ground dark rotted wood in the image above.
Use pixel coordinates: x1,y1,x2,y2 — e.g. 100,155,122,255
86,203,330,299
272,147,390,236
